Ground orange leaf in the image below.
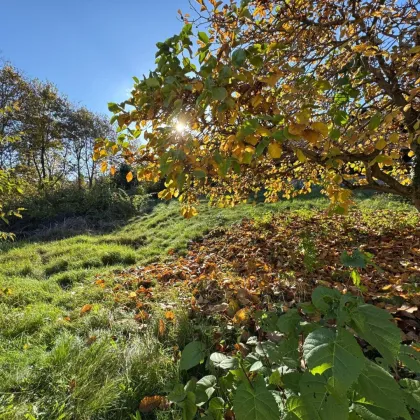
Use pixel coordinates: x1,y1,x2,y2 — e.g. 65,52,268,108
135,310,149,321
80,304,92,314
158,319,166,336
165,310,175,321
126,171,133,182
139,395,168,413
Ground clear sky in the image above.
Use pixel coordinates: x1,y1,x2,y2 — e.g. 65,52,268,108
0,0,191,115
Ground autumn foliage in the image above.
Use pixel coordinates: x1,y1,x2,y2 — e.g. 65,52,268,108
100,0,420,214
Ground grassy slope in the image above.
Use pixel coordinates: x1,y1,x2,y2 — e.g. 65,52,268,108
0,194,415,419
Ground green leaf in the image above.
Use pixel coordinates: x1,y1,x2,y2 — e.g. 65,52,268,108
198,31,209,44
311,286,341,314
208,397,224,420
277,309,301,334
179,391,197,420
212,87,228,102
249,361,263,372
399,344,420,373
210,352,238,369
232,48,247,67
349,304,401,365
180,341,206,371
108,102,120,113
354,361,410,420
400,378,420,411
168,383,187,403
368,113,382,131
196,375,216,406
340,250,369,268
233,376,280,420
297,372,349,419
303,328,365,395
350,270,361,287
184,378,197,393
333,110,349,126
145,77,160,88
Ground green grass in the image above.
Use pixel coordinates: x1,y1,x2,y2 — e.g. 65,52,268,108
0,193,416,419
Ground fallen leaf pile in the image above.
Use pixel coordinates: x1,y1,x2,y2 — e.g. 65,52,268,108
110,210,420,341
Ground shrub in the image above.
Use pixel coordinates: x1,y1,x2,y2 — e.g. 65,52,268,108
164,287,419,420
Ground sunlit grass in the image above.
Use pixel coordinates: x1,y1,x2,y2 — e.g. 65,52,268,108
0,193,416,419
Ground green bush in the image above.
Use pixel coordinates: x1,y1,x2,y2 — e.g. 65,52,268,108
4,178,151,235
168,287,419,420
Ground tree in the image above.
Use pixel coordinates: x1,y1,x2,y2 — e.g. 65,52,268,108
102,0,420,214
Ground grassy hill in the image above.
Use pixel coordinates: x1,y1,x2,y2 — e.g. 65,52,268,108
0,194,417,419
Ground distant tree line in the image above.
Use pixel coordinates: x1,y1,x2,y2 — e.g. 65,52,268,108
0,62,115,189
0,62,122,236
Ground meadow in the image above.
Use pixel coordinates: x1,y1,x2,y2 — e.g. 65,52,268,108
0,193,418,419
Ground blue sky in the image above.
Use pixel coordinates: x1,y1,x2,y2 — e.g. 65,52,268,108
0,0,191,114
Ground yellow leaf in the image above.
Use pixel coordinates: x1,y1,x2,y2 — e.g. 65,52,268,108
233,308,250,324
375,138,387,150
256,127,271,137
268,142,282,159
288,122,306,136
129,292,137,298
126,171,134,182
295,109,311,125
389,133,399,143
110,166,116,176
311,122,329,137
296,149,307,163
100,161,108,173
244,135,259,146
251,95,263,108
408,150,414,157
302,129,322,145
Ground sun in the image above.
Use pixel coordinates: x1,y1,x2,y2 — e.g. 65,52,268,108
175,121,187,133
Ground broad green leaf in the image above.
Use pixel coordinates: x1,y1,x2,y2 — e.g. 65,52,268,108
311,286,341,314
168,383,187,402
277,309,300,334
333,110,349,126
179,391,197,420
233,376,280,420
249,361,263,372
340,250,369,268
145,77,160,88
399,344,420,373
180,341,206,371
198,31,209,44
210,352,238,369
232,48,247,67
208,397,224,420
303,328,365,395
108,102,120,113
212,87,228,101
354,361,410,420
400,378,420,411
298,372,349,419
349,304,401,365
196,375,216,406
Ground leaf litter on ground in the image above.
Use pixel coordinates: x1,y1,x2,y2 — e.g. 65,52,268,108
108,209,420,343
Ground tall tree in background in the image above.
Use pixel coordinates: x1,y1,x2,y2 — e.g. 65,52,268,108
103,0,419,214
